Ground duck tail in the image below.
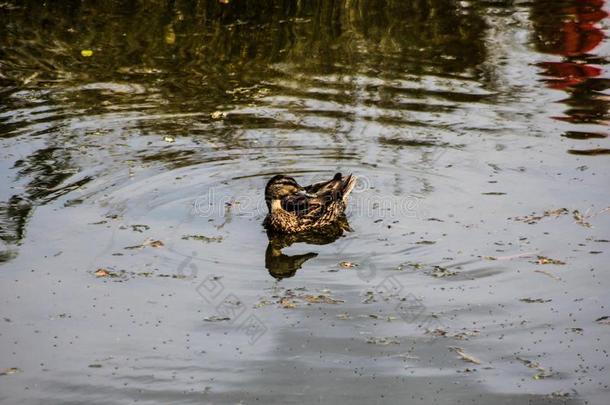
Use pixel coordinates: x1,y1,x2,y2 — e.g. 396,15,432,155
341,174,356,202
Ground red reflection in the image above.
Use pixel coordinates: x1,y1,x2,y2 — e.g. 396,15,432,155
535,0,607,89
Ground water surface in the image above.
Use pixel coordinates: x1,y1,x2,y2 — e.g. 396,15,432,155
1,1,609,404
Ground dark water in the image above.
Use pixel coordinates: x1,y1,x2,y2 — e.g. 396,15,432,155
1,1,609,403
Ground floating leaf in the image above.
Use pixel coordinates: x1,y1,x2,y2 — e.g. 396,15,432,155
303,294,343,304
339,261,358,268
450,347,481,364
80,49,93,57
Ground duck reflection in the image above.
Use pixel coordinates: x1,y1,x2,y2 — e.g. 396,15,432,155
265,215,351,280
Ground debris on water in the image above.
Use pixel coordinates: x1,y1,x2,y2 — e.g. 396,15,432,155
481,192,506,195
362,291,376,304
336,313,351,320
595,316,610,325
94,268,120,278
430,265,458,278
520,298,552,303
450,347,481,364
339,261,358,268
534,256,565,265
80,49,93,57
89,220,108,225
567,327,584,335
533,269,561,281
280,297,296,309
94,268,188,281
512,208,569,224
427,328,448,337
516,356,553,379
533,371,554,380
253,299,272,309
548,391,572,399
130,224,150,233
163,135,175,143
125,239,164,249
204,316,231,322
426,328,479,340
367,337,400,345
88,364,102,368
572,210,592,228
157,274,188,279
405,262,457,278
303,294,344,304
143,239,164,248
0,367,21,376
415,240,436,245
182,234,223,243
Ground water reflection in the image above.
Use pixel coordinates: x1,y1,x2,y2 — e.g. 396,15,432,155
265,215,350,279
0,0,488,258
531,0,609,153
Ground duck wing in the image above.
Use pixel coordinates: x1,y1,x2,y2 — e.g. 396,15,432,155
305,173,356,203
281,173,355,219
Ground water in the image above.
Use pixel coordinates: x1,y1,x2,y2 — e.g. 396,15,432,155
1,1,609,403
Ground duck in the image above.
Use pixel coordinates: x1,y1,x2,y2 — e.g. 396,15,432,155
263,173,356,234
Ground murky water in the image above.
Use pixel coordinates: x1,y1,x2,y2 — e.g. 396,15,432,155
1,1,609,403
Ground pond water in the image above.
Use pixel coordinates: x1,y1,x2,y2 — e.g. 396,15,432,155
1,1,609,403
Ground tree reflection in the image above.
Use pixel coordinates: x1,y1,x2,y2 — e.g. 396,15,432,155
0,0,488,260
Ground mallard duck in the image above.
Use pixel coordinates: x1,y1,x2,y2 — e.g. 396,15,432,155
263,173,356,234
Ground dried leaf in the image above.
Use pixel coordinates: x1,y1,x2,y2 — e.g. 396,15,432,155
303,294,343,304
450,347,481,364
94,268,109,277
339,261,358,268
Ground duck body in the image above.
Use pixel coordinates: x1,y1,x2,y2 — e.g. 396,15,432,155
263,173,356,234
